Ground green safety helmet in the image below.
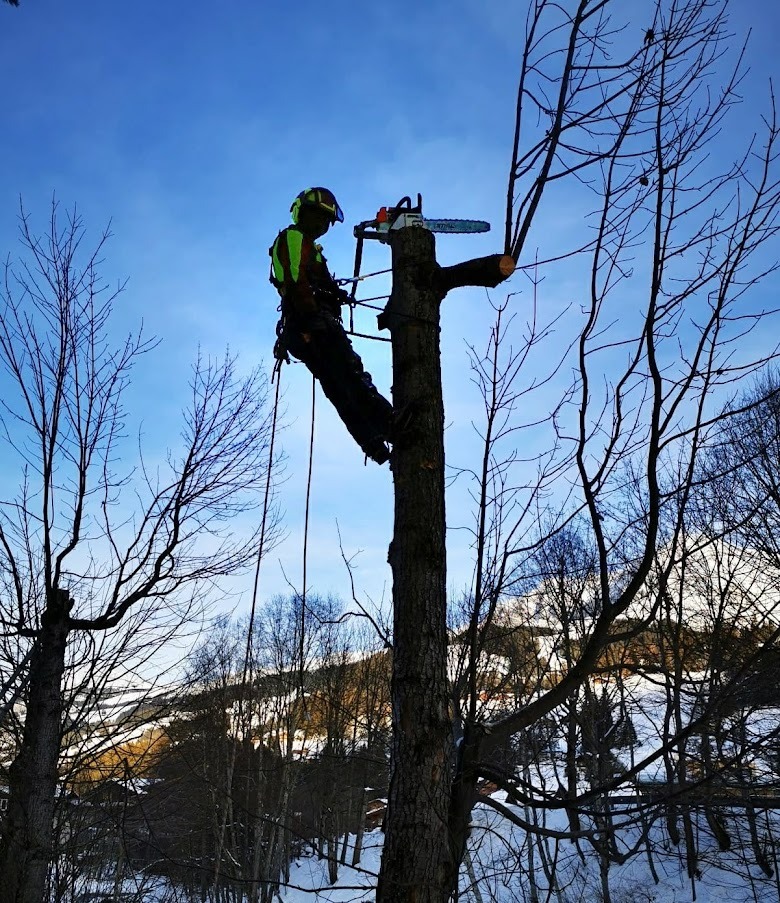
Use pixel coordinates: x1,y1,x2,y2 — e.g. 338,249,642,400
290,187,344,226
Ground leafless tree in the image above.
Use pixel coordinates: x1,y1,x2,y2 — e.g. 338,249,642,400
0,200,279,903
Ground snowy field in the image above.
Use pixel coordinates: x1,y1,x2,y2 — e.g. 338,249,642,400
88,794,780,903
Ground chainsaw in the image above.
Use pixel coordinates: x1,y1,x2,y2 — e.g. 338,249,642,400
346,195,490,304
361,194,490,239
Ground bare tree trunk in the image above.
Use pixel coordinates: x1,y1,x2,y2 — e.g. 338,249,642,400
563,698,582,836
112,839,126,903
744,797,773,878
463,849,483,903
212,738,237,899
248,739,267,903
700,727,731,852
674,688,698,883
598,843,612,903
0,590,72,903
376,225,453,902
522,763,539,903
262,757,292,903
352,785,367,867
326,826,339,885
340,811,350,865
682,807,698,885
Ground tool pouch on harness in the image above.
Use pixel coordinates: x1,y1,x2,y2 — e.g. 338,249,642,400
273,315,289,362
270,314,290,384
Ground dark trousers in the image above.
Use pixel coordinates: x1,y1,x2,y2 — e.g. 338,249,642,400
284,315,393,457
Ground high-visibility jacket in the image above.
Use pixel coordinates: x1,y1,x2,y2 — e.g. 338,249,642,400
270,226,341,321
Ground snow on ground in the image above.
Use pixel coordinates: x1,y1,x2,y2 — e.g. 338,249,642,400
462,790,780,903
281,835,382,902
269,674,780,901
271,797,780,903
95,773,780,902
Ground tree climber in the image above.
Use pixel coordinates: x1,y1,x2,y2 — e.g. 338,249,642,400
269,187,397,465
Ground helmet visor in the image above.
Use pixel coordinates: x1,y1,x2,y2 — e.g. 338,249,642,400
308,188,344,223
317,195,344,223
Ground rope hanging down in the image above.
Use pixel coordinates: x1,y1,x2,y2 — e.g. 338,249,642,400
271,261,391,696
237,373,282,699
212,370,282,891
299,374,316,696
240,365,317,711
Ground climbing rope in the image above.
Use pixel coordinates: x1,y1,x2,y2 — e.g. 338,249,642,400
349,294,439,330
213,369,282,893
354,294,391,304
337,260,391,334
261,263,392,699
336,267,392,286
351,298,387,313
299,374,316,698
348,329,391,343
236,371,282,704
231,360,315,748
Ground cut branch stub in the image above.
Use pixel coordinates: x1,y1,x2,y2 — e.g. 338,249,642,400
436,254,515,296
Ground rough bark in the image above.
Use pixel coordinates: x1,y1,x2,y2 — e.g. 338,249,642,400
0,590,72,903
376,226,454,902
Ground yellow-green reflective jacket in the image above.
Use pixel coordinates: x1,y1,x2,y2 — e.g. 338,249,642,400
270,226,334,319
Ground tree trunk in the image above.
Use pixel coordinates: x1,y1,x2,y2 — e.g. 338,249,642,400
564,699,582,836
523,781,539,903
352,785,367,867
249,740,267,903
445,722,482,896
376,226,453,902
682,809,698,883
0,590,71,903
327,828,339,885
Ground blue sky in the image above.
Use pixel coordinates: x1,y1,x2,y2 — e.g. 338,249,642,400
1,0,779,625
